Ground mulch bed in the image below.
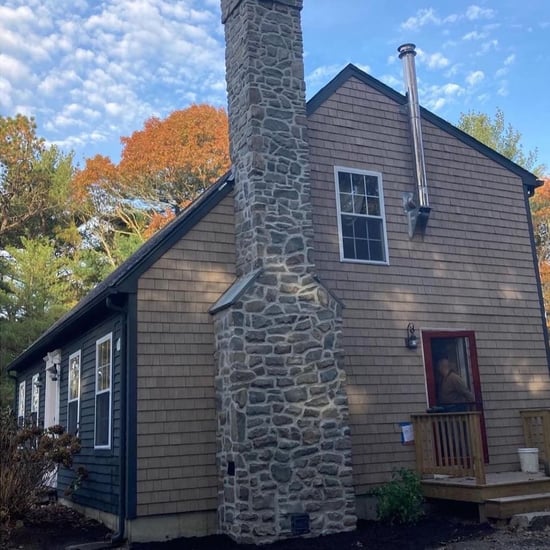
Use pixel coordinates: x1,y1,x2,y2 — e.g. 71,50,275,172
4,502,494,550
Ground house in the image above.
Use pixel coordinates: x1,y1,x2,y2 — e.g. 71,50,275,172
8,0,550,545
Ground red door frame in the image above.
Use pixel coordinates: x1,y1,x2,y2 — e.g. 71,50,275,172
422,330,489,462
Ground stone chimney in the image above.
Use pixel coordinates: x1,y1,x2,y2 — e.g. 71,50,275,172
212,0,356,543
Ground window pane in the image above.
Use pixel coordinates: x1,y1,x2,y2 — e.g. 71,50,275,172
18,383,25,419
369,239,384,262
343,237,355,259
68,401,79,436
338,171,351,193
95,393,109,446
336,169,387,264
353,195,367,215
367,218,382,241
367,197,380,216
341,215,354,237
365,175,379,196
98,364,110,392
352,173,365,196
356,239,369,260
339,193,353,213
354,217,367,239
97,340,111,392
69,355,80,401
31,374,39,414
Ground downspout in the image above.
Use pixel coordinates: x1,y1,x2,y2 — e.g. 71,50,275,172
106,294,128,546
398,43,431,237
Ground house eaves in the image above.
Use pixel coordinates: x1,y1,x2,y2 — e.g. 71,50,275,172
7,171,234,372
307,64,542,195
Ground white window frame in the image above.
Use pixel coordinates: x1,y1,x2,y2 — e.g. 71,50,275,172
94,333,112,449
68,350,81,436
18,381,26,424
334,166,389,265
31,373,40,424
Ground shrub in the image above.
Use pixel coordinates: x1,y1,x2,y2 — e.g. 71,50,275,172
0,407,82,537
374,468,425,524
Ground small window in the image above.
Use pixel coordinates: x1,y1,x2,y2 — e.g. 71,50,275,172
18,381,26,426
68,351,81,436
94,334,112,449
334,167,389,264
31,373,40,425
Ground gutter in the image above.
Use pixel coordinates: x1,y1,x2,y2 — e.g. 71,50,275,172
105,294,128,546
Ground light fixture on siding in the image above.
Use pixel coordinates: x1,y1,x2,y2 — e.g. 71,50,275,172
405,322,418,349
46,364,59,381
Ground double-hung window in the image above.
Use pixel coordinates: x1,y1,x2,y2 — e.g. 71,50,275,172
95,334,112,449
68,350,81,436
18,381,25,426
335,167,388,264
31,373,40,425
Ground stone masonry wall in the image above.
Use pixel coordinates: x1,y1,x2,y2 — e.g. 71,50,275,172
215,0,357,543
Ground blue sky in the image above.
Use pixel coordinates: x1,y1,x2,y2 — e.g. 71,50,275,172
1,0,548,174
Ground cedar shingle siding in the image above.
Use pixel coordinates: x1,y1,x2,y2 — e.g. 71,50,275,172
308,76,550,493
135,196,236,516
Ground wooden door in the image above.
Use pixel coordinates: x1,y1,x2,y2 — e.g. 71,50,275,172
422,330,489,461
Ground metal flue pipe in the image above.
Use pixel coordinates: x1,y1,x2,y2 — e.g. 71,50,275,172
398,43,429,208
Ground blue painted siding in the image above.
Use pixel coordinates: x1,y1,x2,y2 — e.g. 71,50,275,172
57,313,123,515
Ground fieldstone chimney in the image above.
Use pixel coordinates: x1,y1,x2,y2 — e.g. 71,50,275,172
211,0,356,543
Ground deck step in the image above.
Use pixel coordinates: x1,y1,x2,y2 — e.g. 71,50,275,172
485,492,550,520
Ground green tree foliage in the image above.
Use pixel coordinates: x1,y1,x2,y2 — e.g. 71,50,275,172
0,115,74,246
0,238,78,406
457,108,546,177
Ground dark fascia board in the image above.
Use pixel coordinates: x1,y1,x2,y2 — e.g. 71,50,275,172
306,63,542,194
7,171,234,372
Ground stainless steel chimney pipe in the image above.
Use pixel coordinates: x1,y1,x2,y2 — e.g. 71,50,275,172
398,43,429,208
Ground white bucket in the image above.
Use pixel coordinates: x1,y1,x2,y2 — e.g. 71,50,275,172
518,448,539,473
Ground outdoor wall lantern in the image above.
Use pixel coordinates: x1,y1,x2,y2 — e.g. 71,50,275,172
46,364,59,381
405,322,418,350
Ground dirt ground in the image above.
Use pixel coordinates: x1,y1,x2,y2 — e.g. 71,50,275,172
4,503,550,550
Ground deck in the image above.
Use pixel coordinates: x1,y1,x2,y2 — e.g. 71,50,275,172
412,410,550,521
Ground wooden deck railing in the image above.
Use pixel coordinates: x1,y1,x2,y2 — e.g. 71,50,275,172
520,409,550,469
411,412,486,485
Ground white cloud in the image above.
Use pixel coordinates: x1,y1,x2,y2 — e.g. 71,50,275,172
306,64,346,93
466,5,495,20
497,84,508,97
466,70,484,86
0,0,226,160
462,31,486,40
401,8,440,30
504,54,516,65
420,81,465,113
425,52,450,69
0,54,32,83
381,74,401,89
495,68,507,78
479,39,498,54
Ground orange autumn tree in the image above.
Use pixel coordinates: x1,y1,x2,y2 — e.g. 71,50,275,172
531,177,550,327
71,104,229,268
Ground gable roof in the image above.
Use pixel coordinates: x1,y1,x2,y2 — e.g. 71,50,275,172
8,63,541,371
8,171,234,372
307,64,542,194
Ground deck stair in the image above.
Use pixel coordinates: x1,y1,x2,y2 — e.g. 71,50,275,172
421,471,550,521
